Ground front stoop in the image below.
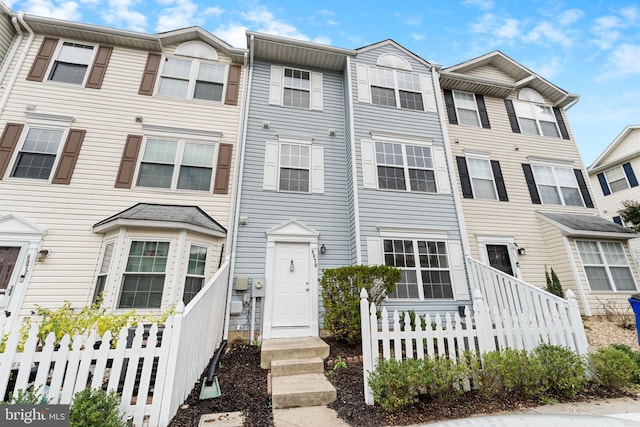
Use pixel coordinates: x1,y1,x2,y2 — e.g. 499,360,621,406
262,337,336,409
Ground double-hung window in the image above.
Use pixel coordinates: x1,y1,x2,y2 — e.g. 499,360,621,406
11,127,65,180
49,41,95,84
183,245,207,305
375,141,436,192
279,143,310,192
531,164,583,206
263,136,324,193
157,57,226,102
453,91,480,126
283,68,310,109
383,239,453,299
119,241,169,309
467,157,497,199
513,100,560,137
577,241,636,292
604,166,630,193
369,67,424,111
136,138,215,191
92,242,114,304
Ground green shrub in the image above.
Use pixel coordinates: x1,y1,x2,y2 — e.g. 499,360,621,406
611,343,640,382
70,388,125,427
590,345,640,389
533,344,587,397
424,356,468,403
545,268,565,298
1,386,48,404
481,348,544,398
321,265,400,344
368,358,422,412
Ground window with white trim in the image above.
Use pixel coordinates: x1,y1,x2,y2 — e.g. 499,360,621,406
513,100,560,137
136,138,216,191
269,66,323,110
183,245,207,305
453,91,481,126
118,241,169,309
157,57,226,101
383,239,453,299
48,41,95,84
92,241,114,304
467,157,497,199
279,143,310,192
531,164,583,206
375,141,436,192
577,240,636,292
369,67,424,111
263,138,324,193
604,166,630,193
10,127,65,180
283,68,310,109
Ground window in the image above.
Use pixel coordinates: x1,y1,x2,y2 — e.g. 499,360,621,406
136,138,215,191
383,239,453,299
10,127,65,180
467,157,497,199
279,143,310,192
375,141,436,192
183,245,207,305
577,241,636,292
48,42,94,84
369,67,424,111
283,68,310,109
119,241,169,309
531,164,583,206
513,100,560,137
157,57,225,101
604,166,630,193
453,91,480,126
93,242,114,304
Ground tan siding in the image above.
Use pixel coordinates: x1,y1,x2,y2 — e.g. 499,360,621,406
0,14,15,62
464,65,516,85
1,35,244,314
609,129,640,160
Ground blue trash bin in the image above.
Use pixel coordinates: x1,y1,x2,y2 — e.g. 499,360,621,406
628,294,640,345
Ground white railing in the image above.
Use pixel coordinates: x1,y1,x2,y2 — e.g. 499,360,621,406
359,287,588,405
0,260,230,427
466,257,571,324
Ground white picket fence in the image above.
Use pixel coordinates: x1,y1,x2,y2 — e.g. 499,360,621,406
0,261,229,427
359,286,589,405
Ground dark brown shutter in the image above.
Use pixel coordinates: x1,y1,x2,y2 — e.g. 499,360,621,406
456,156,473,198
27,37,59,82
574,169,594,208
224,64,241,106
51,129,86,184
476,95,491,129
115,135,142,188
443,89,458,124
213,143,233,194
138,53,161,96
522,163,541,204
85,45,113,89
504,99,521,133
0,123,24,179
552,107,570,140
491,160,508,201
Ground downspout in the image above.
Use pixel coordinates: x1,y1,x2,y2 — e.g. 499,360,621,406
0,12,35,114
345,56,362,264
223,42,252,340
0,14,24,91
431,66,471,259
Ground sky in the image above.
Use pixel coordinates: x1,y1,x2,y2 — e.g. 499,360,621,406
6,0,640,165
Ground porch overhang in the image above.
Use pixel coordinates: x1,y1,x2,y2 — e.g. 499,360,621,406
537,211,638,240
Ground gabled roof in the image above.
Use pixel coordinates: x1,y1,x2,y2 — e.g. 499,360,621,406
356,39,436,70
247,31,355,71
588,125,640,173
93,203,226,237
159,27,246,63
537,211,637,239
440,51,579,108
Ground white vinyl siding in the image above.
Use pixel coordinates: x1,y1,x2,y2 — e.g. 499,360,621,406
577,241,636,292
157,57,226,102
269,66,323,110
48,41,95,84
263,140,324,193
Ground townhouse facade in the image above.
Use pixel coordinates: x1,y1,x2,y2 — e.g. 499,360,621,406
588,125,640,271
440,51,640,316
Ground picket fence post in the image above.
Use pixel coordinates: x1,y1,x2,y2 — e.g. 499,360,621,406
566,289,589,355
158,302,185,425
473,288,495,354
360,288,375,405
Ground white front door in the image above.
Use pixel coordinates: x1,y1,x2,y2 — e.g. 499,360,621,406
272,242,310,329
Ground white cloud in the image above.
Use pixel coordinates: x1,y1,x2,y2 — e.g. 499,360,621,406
215,23,248,48
470,14,520,40
592,8,640,51
523,22,573,48
241,6,310,41
558,9,583,26
605,43,640,77
312,35,331,45
462,0,494,10
23,0,81,21
411,33,425,41
528,56,562,79
101,0,147,32
155,0,201,32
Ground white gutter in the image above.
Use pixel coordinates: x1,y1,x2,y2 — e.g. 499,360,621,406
0,16,24,90
346,56,362,264
223,41,253,340
0,11,34,114
431,66,472,259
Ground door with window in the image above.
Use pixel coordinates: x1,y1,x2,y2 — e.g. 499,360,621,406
486,244,515,276
0,247,22,313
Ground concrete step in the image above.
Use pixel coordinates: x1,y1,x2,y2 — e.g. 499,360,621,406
261,337,329,369
271,373,337,409
271,357,324,377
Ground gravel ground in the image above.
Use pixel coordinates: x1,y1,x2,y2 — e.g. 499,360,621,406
584,317,640,350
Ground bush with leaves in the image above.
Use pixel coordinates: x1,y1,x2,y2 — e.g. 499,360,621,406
70,388,125,427
533,344,587,397
590,345,640,389
368,358,422,412
618,200,640,232
423,356,468,403
481,348,545,398
545,268,565,299
321,265,400,344
1,386,48,404
611,343,640,382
